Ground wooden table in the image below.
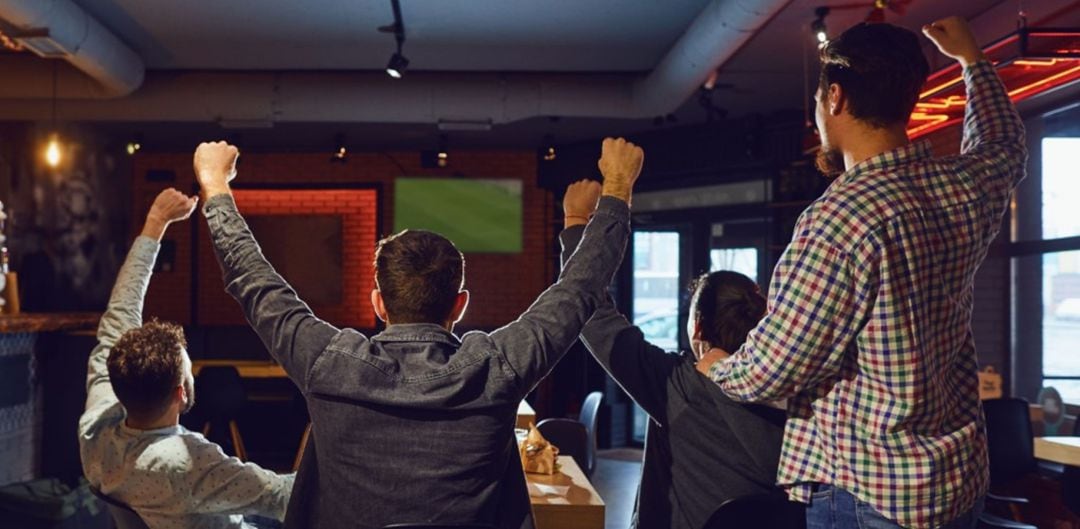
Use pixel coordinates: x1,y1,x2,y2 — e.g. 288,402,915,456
517,400,536,429
1034,436,1080,466
527,455,605,529
191,360,287,378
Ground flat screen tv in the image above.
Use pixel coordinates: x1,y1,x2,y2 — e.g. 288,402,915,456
393,178,523,253
245,215,343,305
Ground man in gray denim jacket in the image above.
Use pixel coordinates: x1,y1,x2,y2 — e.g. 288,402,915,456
194,138,642,529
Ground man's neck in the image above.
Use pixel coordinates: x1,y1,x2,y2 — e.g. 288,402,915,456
842,125,911,171
126,413,179,431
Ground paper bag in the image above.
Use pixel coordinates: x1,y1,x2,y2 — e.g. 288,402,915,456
519,423,560,475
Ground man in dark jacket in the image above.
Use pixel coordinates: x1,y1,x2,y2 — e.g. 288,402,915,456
193,138,641,529
560,182,795,529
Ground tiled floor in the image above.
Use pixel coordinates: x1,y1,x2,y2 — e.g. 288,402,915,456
591,449,644,529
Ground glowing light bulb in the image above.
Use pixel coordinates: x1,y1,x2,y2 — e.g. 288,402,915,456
45,136,61,167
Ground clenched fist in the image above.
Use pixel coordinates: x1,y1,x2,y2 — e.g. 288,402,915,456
597,137,643,204
193,141,239,198
142,188,198,241
923,16,985,67
563,180,602,227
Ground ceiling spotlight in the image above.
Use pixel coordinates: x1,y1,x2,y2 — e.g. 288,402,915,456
126,134,143,156
437,134,449,168
812,7,830,45
381,0,408,79
539,135,557,162
386,52,409,79
331,134,348,163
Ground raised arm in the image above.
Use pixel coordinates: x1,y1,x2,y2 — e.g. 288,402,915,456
559,193,679,424
923,17,1027,206
196,142,340,388
697,234,874,402
490,139,640,392
182,440,295,521
82,189,198,427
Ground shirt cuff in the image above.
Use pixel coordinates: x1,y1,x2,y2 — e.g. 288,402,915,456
593,195,630,222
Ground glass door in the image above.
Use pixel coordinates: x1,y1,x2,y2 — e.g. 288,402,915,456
630,230,681,442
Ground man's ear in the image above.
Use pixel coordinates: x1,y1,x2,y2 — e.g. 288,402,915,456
371,289,389,323
828,82,845,117
175,385,187,408
691,320,704,342
449,290,470,325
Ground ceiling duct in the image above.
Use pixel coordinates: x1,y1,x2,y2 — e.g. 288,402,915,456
0,0,144,97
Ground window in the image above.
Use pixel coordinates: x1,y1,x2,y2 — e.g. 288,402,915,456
1040,138,1080,240
710,248,759,283
631,231,681,442
1013,104,1080,403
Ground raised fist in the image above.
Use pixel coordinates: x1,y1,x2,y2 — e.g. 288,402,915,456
563,180,603,219
148,188,198,226
923,16,985,67
597,137,644,204
193,141,239,196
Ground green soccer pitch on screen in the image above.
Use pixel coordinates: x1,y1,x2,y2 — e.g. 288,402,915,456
393,178,523,253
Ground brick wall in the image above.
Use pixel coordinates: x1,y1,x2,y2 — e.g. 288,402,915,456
196,189,379,328
131,151,554,331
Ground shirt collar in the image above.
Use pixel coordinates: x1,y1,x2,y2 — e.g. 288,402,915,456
834,140,933,186
371,323,462,347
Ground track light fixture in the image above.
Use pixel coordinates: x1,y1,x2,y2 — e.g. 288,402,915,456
381,0,408,79
539,135,557,162
437,134,449,168
331,133,348,163
812,7,830,45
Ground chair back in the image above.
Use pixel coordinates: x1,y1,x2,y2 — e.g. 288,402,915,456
536,418,588,472
983,397,1036,486
578,391,603,476
89,487,150,529
702,492,806,529
1063,417,1080,515
194,366,247,420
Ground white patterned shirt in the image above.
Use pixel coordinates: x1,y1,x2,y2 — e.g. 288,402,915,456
79,236,294,529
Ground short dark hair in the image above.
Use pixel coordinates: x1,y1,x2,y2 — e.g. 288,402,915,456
689,271,766,353
108,320,187,421
374,229,465,324
819,22,930,128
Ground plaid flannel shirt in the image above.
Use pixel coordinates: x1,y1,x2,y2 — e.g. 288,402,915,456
707,60,1026,528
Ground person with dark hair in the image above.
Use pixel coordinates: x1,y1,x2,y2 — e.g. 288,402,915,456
560,182,792,529
699,16,1026,529
79,188,293,529
194,137,641,529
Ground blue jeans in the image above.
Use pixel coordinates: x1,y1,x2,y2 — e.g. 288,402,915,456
805,485,983,529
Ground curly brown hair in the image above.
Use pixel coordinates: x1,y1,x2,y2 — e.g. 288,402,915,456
107,319,187,421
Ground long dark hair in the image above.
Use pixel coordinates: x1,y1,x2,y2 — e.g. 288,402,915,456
689,271,766,353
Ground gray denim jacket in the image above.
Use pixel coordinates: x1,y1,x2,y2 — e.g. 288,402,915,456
204,194,629,529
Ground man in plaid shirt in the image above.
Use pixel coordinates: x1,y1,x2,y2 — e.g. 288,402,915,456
698,16,1025,529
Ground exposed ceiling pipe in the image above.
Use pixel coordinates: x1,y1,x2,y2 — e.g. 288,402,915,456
0,0,144,97
0,0,787,121
632,0,789,117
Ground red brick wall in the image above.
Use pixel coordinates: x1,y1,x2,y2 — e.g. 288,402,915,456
195,189,379,328
131,151,554,330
